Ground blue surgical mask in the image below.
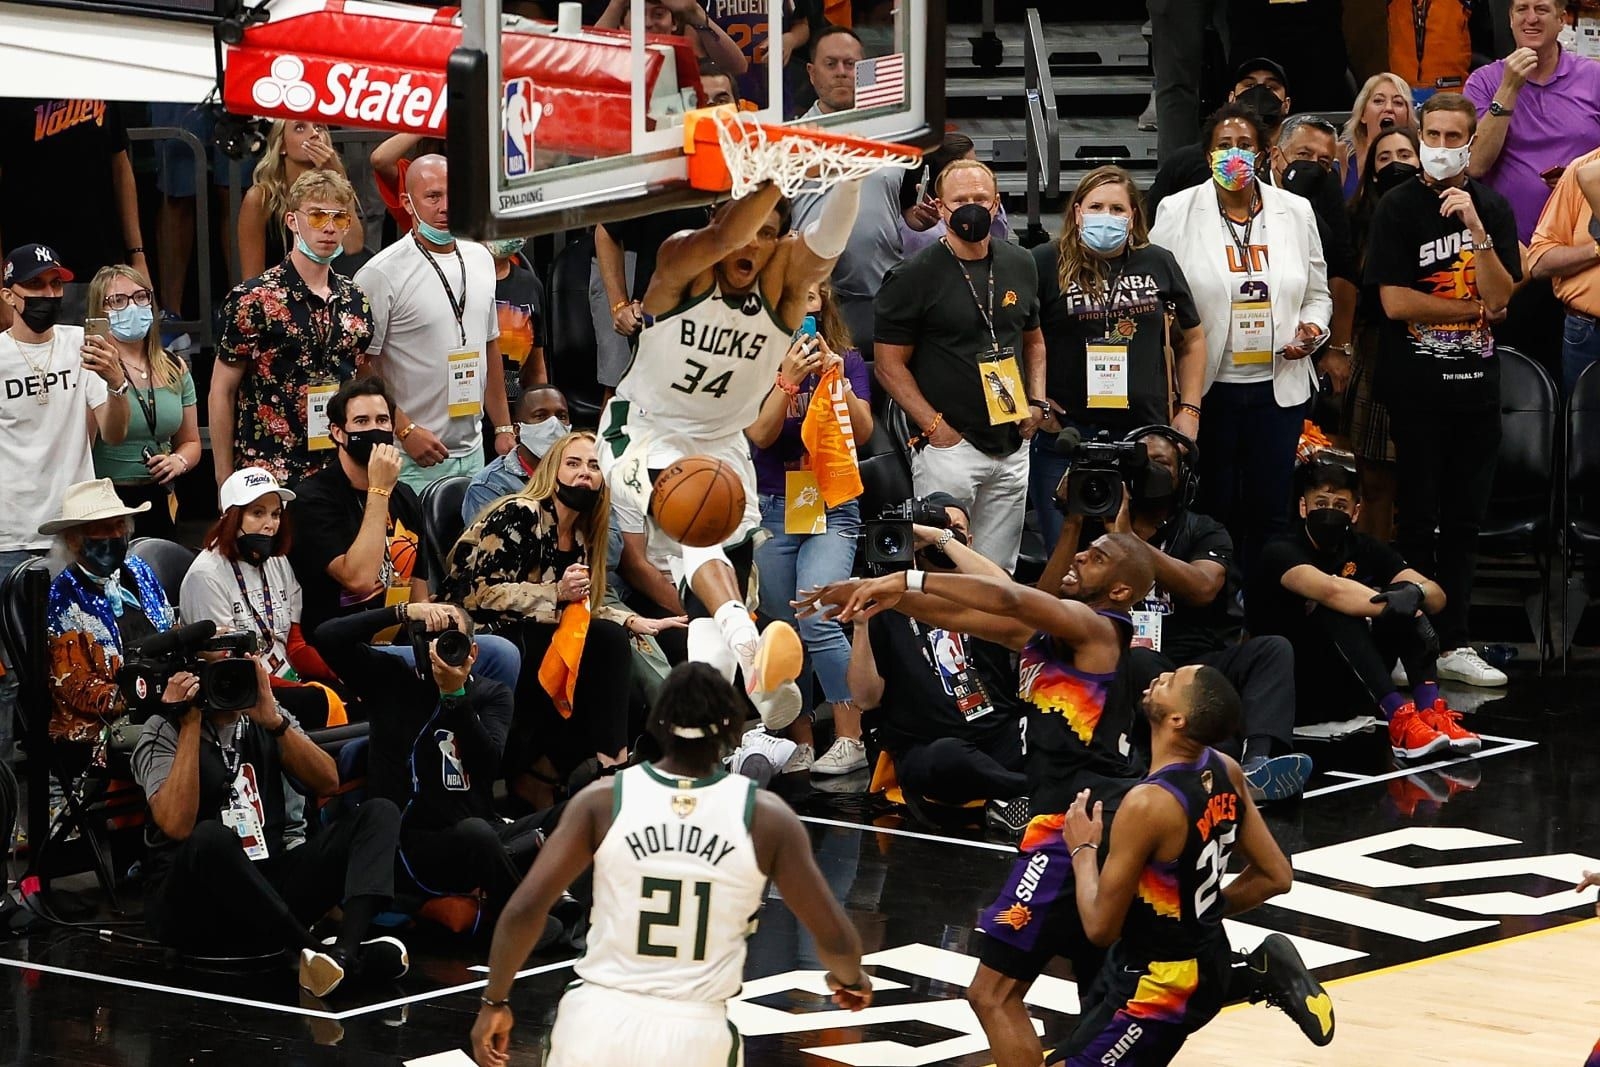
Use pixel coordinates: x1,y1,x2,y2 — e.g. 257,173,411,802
296,233,343,266
485,237,526,259
1079,213,1130,255
414,218,453,245
108,304,154,342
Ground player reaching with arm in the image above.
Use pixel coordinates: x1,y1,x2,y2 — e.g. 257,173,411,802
470,663,870,1067
599,172,865,732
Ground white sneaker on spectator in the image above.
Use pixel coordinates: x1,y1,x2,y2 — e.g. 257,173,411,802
1391,661,1409,688
782,743,814,775
811,736,867,776
726,726,798,784
1436,647,1508,687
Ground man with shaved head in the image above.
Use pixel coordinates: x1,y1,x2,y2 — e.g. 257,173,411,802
354,155,516,493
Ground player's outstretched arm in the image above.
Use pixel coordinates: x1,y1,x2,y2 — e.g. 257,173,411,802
1065,785,1172,947
1218,755,1294,917
787,176,866,289
644,184,788,314
755,791,873,1011
472,782,608,1065
922,570,1112,647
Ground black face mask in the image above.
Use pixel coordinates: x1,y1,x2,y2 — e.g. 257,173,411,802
1281,159,1327,198
1304,508,1352,550
236,532,275,567
1134,464,1178,505
948,203,993,243
554,480,601,513
14,295,63,334
1236,84,1285,126
80,536,128,579
339,428,394,466
1374,161,1421,197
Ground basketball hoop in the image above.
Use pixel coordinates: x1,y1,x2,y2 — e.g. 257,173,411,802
685,106,922,200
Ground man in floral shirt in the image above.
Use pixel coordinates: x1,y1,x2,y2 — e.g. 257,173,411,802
209,171,374,489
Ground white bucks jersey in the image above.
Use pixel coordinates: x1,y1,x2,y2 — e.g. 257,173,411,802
578,763,765,1002
616,284,792,437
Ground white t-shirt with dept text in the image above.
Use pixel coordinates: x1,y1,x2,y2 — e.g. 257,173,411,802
356,238,500,458
0,325,110,551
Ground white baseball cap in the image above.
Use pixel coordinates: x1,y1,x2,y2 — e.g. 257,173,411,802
219,467,297,511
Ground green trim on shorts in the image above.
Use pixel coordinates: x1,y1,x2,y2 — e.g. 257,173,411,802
611,772,624,819
601,399,632,458
726,1019,742,1067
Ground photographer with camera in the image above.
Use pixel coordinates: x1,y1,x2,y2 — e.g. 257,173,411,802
312,601,560,916
1102,428,1309,803
130,632,407,998
1245,452,1479,759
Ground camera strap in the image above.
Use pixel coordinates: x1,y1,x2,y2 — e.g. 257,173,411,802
230,560,279,650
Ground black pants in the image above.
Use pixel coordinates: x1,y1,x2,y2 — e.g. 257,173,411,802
1196,383,1310,577
400,810,558,906
504,616,632,780
894,724,1026,805
1288,608,1438,723
1125,637,1296,755
1388,404,1500,651
147,798,400,953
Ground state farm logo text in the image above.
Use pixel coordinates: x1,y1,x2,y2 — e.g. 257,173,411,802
250,54,448,132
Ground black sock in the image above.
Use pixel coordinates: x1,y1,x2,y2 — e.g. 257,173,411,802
1242,736,1273,765
337,894,385,957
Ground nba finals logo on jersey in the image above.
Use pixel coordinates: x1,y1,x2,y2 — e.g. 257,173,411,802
1200,768,1215,795
671,794,697,819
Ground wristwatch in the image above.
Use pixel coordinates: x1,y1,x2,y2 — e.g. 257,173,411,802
494,424,516,436
108,380,130,396
935,528,955,550
1488,100,1513,118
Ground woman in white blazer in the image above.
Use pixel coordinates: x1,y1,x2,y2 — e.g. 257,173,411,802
1149,103,1333,572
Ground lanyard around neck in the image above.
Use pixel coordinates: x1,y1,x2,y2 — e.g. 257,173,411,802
414,235,468,346
943,238,997,346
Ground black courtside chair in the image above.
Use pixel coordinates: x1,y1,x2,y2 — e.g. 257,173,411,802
420,475,472,590
129,537,197,599
1479,346,1559,672
1562,360,1600,671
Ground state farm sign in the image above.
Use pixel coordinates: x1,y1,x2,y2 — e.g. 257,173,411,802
237,53,450,134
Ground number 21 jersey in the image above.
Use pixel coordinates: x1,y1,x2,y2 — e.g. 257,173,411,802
578,763,765,1002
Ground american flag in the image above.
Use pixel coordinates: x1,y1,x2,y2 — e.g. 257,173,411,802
854,53,906,110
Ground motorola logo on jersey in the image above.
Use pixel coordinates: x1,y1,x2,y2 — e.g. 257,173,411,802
740,294,763,316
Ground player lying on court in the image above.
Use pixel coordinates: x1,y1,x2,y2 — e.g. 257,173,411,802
470,663,872,1067
600,172,866,733
798,534,1334,1066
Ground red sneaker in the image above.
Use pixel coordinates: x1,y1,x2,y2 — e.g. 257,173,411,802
1389,704,1450,760
1420,699,1483,753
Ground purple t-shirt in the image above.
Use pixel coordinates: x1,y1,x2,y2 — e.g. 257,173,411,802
1465,51,1600,243
750,347,872,498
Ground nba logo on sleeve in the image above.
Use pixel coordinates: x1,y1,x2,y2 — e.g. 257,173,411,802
504,77,538,180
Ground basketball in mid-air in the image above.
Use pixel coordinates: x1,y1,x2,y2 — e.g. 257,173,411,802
651,456,746,547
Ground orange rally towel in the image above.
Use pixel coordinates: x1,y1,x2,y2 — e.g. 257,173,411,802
539,602,591,718
799,363,864,507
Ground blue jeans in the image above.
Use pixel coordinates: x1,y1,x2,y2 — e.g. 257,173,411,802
374,632,521,692
1029,432,1073,554
1562,312,1600,398
755,494,860,708
0,549,43,762
1195,383,1310,577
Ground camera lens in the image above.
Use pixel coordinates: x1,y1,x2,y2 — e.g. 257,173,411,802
874,528,908,558
204,660,259,714
1081,474,1113,509
436,629,472,667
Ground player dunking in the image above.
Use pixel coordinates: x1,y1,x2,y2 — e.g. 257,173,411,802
470,663,872,1066
599,176,864,729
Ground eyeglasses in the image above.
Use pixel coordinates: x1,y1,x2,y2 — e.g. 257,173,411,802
103,288,153,310
298,209,354,232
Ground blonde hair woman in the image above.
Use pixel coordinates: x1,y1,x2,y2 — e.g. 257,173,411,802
237,119,364,278
442,431,685,809
87,265,199,540
1340,74,1415,200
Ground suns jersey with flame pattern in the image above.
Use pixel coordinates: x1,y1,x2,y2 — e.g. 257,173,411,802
1119,747,1239,962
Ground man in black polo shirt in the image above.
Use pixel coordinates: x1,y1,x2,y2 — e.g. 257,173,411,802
1109,429,1308,802
1246,453,1481,759
875,160,1045,573
1364,92,1520,691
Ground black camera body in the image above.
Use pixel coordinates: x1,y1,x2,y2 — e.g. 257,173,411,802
407,620,472,683
864,498,953,573
119,622,261,722
1055,430,1149,519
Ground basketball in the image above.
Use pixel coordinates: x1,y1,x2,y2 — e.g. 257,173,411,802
651,456,746,547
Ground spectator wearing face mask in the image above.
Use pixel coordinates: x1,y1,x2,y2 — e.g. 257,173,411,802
1147,59,1292,218
1149,104,1332,575
487,236,546,416
1341,74,1417,202
1225,0,1351,112
463,385,571,524
238,119,364,281
1364,93,1519,689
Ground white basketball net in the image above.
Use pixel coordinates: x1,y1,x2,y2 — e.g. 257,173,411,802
710,109,921,200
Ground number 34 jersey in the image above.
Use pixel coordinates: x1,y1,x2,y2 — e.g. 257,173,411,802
578,763,766,1003
616,284,793,439
1119,748,1239,963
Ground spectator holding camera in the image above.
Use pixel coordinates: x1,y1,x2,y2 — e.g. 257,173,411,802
180,468,342,730
313,600,559,915
443,431,684,810
130,645,406,998
747,280,873,776
1246,453,1479,758
87,265,200,542
41,480,172,747
875,160,1046,572
1150,103,1333,574
1031,165,1206,551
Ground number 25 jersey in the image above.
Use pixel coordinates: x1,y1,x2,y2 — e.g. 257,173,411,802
578,763,766,1002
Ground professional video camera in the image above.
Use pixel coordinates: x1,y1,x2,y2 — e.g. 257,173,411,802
1053,428,1149,519
407,619,473,683
118,620,261,722
863,497,960,573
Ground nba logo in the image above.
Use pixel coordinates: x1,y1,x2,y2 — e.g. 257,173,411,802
504,77,538,180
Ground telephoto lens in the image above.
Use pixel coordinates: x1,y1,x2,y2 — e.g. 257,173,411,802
435,628,473,667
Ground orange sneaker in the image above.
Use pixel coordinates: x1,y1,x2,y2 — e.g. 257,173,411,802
1389,704,1450,760
1420,699,1482,753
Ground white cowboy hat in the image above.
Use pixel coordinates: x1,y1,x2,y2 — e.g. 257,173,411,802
38,479,151,535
